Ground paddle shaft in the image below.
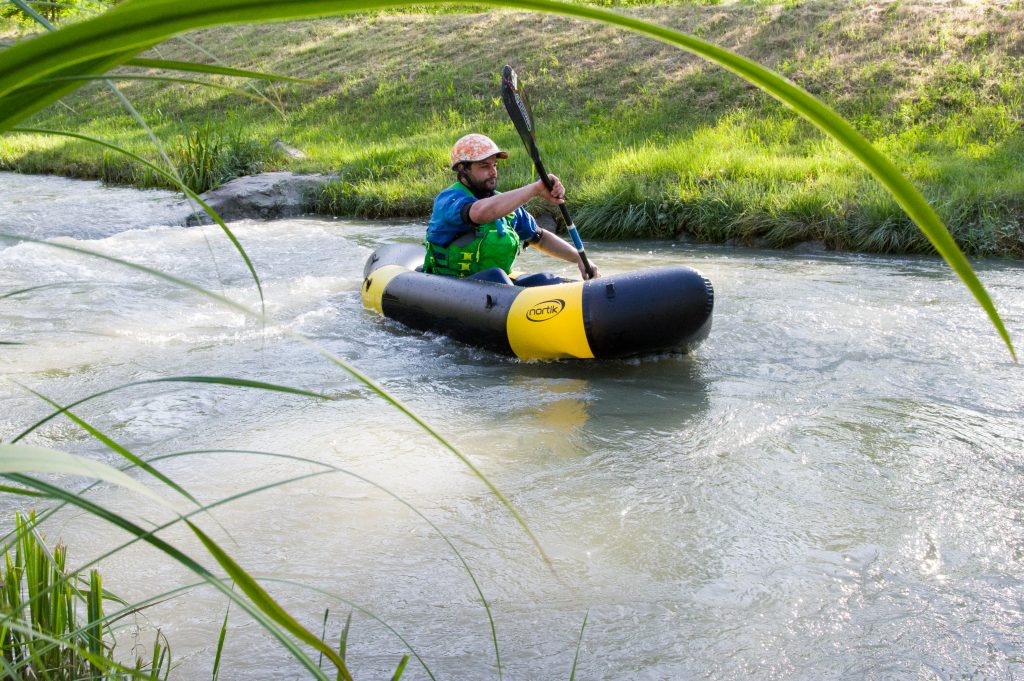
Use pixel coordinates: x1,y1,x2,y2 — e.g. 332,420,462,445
502,65,594,279
529,151,594,279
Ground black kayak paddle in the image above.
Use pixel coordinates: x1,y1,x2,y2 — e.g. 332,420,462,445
500,64,595,280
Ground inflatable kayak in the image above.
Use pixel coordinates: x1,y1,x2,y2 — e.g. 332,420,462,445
361,243,713,360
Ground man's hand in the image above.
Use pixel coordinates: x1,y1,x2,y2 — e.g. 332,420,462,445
536,174,565,205
578,258,601,280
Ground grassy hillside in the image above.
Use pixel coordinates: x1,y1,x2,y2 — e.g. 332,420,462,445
2,0,1023,256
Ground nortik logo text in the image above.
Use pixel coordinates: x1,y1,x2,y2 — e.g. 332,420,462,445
526,299,565,322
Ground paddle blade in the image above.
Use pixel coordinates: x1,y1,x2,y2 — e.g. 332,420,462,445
501,64,538,157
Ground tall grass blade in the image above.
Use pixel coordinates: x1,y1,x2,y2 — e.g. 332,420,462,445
318,607,330,669
8,0,55,29
185,519,353,681
0,0,1011,357
0,484,45,497
0,281,93,300
0,444,174,508
390,654,410,680
569,609,589,681
21,386,203,507
10,375,333,443
339,609,352,662
148,631,164,680
125,57,317,83
0,659,18,678
86,569,103,679
211,592,231,681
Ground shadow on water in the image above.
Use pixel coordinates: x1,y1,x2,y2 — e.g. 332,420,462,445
391,335,715,466
509,353,712,429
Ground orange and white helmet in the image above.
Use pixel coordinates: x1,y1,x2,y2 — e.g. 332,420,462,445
449,133,508,169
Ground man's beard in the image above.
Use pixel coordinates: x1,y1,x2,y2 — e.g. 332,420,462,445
460,173,496,198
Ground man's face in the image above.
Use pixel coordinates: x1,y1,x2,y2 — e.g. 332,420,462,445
463,156,499,193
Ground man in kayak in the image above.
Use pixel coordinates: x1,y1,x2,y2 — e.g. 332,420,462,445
424,133,600,285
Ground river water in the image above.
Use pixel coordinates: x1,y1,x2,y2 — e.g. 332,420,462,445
2,172,1022,680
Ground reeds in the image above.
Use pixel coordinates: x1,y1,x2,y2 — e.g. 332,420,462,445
175,120,279,194
1,512,169,680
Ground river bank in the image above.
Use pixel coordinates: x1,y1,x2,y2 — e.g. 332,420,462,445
2,1,1023,257
159,169,831,252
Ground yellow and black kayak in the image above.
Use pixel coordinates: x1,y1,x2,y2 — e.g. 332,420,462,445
361,243,713,360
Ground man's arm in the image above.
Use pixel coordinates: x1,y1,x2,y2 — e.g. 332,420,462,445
531,228,602,280
468,175,564,225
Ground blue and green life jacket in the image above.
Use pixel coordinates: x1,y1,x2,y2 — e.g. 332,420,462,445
424,182,521,277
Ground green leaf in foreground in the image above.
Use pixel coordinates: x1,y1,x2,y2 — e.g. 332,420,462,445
0,444,172,509
125,57,318,84
0,282,94,300
211,593,232,681
0,0,1012,358
21,386,203,507
391,654,410,680
186,520,353,681
569,609,589,681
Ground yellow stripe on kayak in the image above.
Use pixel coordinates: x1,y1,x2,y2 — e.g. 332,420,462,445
361,265,407,314
506,281,594,360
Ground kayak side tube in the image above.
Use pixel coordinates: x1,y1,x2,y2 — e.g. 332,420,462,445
362,243,713,360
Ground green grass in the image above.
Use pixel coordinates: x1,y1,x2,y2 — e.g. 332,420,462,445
2,1,1023,257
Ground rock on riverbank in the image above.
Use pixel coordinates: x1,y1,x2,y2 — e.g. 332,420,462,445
177,172,333,225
